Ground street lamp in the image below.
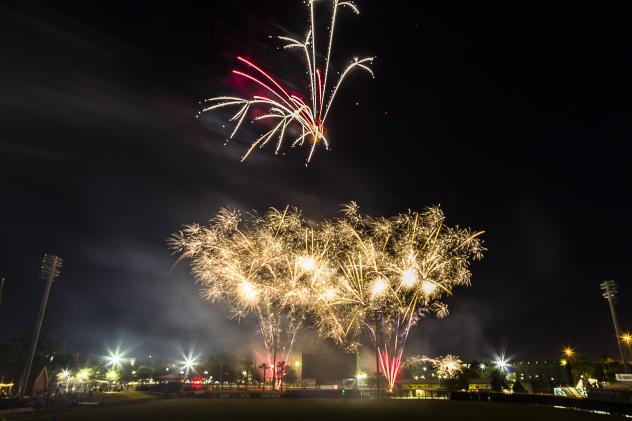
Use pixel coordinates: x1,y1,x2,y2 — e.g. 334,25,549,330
177,348,200,378
600,280,629,373
563,346,574,359
621,333,632,360
106,352,124,369
562,346,575,385
493,355,510,372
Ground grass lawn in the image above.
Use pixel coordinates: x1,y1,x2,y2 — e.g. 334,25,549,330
88,390,154,403
14,398,616,421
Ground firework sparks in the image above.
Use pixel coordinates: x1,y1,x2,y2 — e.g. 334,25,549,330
198,1,374,165
170,206,313,390
171,203,484,392
309,203,485,391
404,354,463,379
433,354,464,378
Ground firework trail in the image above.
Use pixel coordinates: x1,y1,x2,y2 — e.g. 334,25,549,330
198,1,374,165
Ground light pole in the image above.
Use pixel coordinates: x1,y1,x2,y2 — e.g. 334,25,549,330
0,277,5,304
562,346,575,385
600,280,629,373
18,254,63,396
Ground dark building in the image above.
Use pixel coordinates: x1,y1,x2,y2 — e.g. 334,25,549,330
510,360,571,393
301,352,356,387
588,380,632,404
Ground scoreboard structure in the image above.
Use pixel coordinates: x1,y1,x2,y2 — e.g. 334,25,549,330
301,352,357,386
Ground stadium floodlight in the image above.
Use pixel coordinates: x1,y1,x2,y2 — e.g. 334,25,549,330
18,254,63,395
600,280,628,373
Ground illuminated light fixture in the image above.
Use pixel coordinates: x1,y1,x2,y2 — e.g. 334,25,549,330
177,347,201,377
493,354,510,372
562,346,575,359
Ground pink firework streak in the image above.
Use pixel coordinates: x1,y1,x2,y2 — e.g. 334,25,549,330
256,351,289,391
367,312,419,392
378,348,404,393
198,0,373,166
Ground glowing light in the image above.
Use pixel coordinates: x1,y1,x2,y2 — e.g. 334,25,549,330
75,368,92,382
493,354,510,372
239,280,258,303
192,376,203,390
323,288,337,301
479,363,487,370
433,354,463,378
177,347,201,377
405,355,462,379
621,333,632,344
562,346,575,359
57,369,71,381
371,278,387,297
400,268,418,288
421,280,436,295
108,354,121,367
198,1,374,165
104,344,129,370
297,255,317,271
105,369,119,382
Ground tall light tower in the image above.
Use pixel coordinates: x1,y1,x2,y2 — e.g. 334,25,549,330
18,254,63,396
600,280,629,374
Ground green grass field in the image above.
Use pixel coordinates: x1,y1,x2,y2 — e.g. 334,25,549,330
13,398,617,421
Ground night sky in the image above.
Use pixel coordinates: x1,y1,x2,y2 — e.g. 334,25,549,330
1,1,631,363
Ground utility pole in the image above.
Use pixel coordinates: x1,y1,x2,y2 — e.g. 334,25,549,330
18,254,63,396
0,277,5,304
600,280,629,374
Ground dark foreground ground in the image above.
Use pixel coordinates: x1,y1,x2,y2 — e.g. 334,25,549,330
12,398,619,421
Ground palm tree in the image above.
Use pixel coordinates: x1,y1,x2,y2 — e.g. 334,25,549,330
276,361,286,391
258,363,268,391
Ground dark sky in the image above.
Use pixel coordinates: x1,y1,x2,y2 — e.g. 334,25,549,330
1,1,631,363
